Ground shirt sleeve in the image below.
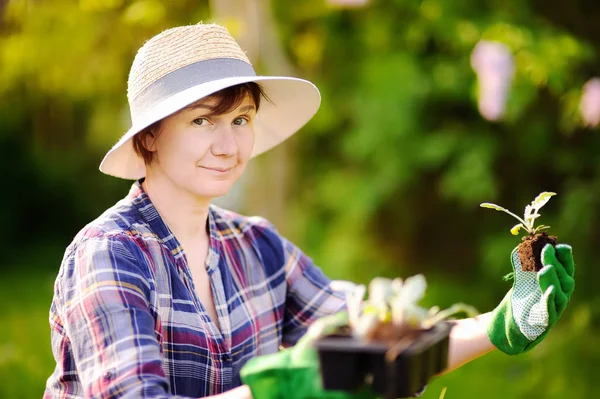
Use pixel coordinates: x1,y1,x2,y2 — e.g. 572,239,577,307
51,234,189,399
278,235,346,346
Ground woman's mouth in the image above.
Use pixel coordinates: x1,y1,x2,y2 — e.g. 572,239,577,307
199,165,234,173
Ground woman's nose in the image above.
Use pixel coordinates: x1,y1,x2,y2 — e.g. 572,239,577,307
211,126,237,157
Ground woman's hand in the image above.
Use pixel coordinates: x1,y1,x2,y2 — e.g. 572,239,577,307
443,243,575,372
487,243,575,355
240,313,378,399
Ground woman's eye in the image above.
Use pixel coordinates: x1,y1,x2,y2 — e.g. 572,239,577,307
233,117,248,126
193,118,209,126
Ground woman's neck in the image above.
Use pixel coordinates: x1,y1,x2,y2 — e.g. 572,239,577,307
141,173,211,243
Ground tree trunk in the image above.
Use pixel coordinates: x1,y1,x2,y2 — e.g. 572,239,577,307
210,0,297,233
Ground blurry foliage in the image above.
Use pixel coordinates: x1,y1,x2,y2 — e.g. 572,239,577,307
0,0,212,260
1,0,600,398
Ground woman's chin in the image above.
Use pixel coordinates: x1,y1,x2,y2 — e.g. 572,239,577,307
191,182,235,200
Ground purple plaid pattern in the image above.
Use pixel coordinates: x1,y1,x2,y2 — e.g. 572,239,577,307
44,181,345,398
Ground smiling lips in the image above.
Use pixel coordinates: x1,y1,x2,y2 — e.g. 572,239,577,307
199,165,235,173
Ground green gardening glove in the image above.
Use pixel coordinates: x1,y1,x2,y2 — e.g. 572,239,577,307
487,243,575,355
240,312,378,399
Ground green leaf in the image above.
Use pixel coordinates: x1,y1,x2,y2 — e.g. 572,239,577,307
510,223,524,235
480,203,509,212
503,272,515,281
480,203,528,227
531,192,557,211
525,213,541,225
524,204,533,220
534,225,551,233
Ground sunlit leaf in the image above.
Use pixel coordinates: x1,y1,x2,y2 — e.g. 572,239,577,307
531,192,557,211
525,212,541,225
534,225,551,233
480,203,528,226
480,203,508,212
510,223,524,235
123,0,166,27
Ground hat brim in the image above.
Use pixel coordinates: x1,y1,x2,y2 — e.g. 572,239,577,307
99,76,320,180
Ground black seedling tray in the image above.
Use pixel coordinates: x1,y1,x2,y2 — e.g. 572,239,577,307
314,322,453,399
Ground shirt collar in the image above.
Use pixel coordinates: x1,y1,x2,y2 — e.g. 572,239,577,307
127,180,222,269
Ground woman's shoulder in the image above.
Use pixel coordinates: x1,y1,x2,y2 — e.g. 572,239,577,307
210,204,280,237
56,197,157,288
209,204,286,262
67,196,149,254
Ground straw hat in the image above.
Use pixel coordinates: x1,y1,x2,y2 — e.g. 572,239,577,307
99,23,321,180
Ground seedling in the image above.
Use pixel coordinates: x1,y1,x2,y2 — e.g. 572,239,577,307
343,275,477,343
480,192,556,236
480,192,559,271
313,276,477,398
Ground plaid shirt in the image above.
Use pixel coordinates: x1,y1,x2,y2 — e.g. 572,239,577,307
45,181,345,398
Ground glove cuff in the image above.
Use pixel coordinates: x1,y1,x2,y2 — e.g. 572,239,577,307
487,289,542,355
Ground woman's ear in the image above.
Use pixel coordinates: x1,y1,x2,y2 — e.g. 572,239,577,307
143,129,158,152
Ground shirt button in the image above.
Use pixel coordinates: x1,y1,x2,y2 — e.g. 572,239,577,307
103,370,115,380
221,353,231,362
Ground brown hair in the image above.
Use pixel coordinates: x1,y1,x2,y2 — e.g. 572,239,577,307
132,82,266,165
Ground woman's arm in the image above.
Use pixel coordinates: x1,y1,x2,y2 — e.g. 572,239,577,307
55,234,255,399
444,312,496,373
271,233,346,346
209,385,252,399
51,235,187,398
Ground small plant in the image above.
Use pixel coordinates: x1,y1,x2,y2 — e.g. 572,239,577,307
480,192,556,236
313,276,476,398
345,275,477,344
480,192,559,272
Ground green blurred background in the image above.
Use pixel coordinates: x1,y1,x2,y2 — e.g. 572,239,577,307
2,0,600,397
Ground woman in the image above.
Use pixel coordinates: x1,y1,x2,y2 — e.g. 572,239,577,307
44,24,575,399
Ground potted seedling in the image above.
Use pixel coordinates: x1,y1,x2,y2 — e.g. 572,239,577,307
313,276,477,399
480,192,558,272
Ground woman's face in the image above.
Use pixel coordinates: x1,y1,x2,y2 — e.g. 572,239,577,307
146,95,256,200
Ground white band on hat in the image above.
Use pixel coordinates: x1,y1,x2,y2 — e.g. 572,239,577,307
130,58,256,124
